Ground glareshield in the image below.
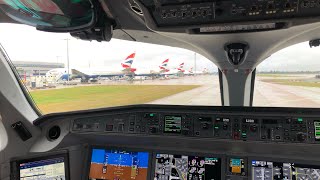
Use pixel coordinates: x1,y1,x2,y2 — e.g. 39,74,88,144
0,0,94,31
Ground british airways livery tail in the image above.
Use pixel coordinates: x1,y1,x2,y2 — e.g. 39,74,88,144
177,62,185,72
121,53,135,69
159,59,169,72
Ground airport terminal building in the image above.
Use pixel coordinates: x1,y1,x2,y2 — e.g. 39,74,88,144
12,61,65,77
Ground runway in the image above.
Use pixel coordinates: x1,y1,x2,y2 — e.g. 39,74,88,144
148,75,320,108
254,78,320,107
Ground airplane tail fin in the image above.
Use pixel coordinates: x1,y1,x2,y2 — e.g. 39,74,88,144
122,52,135,68
178,62,185,72
159,59,169,71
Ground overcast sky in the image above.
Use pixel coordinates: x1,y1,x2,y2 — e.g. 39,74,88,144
0,23,319,72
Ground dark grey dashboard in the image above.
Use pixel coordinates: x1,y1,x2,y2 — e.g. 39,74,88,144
22,105,320,180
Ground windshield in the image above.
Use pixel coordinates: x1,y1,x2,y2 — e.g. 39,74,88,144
254,42,320,108
2,24,319,115
0,24,220,114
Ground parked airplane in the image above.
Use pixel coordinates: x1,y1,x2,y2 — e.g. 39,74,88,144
133,59,170,77
161,62,185,77
46,53,137,82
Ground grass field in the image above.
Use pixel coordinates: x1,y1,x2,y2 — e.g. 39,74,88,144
30,85,200,114
262,79,320,88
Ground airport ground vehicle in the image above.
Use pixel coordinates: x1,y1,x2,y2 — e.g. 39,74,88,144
2,0,320,180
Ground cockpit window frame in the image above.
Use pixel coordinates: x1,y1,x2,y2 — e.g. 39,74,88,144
0,43,42,116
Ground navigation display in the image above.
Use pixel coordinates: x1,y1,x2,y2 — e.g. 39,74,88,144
164,116,182,133
89,148,149,180
154,153,221,180
19,156,66,180
252,160,320,180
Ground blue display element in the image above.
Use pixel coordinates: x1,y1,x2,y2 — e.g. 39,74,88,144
19,157,64,170
91,148,149,168
91,149,106,164
231,159,241,166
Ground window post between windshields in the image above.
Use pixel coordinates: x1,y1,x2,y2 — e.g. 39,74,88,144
219,69,256,106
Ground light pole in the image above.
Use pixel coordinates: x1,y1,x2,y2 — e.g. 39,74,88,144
56,56,61,63
64,38,70,82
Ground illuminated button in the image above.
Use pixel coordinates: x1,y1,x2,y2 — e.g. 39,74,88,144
242,133,247,138
298,118,303,123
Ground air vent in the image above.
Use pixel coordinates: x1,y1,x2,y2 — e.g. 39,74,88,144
129,0,143,16
48,126,61,141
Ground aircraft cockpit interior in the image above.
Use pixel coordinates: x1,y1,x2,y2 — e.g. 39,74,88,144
1,0,320,180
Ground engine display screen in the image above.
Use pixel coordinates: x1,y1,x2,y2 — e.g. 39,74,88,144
164,116,182,133
89,148,149,180
252,160,320,180
154,153,221,180
18,155,67,180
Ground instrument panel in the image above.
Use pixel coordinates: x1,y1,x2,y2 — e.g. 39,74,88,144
70,107,320,144
11,146,320,180
29,105,320,180
137,0,320,32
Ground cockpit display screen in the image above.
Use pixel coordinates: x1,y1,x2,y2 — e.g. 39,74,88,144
18,155,67,180
154,153,221,180
252,160,320,180
89,148,149,180
164,116,182,133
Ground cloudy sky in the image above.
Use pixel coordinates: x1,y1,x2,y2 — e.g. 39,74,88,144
0,23,319,72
